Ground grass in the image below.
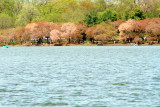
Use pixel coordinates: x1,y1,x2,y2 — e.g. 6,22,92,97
0,40,160,46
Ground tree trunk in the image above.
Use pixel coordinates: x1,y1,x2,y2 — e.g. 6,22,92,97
46,37,49,44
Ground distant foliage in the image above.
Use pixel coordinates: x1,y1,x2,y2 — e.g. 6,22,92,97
15,4,40,26
84,11,99,27
0,14,14,29
84,10,119,27
1,0,160,45
127,8,146,20
1,0,160,28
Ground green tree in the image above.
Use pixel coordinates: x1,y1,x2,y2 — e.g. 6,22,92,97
0,0,15,16
128,8,146,20
95,0,106,12
37,1,60,22
15,4,40,26
79,0,95,11
98,10,119,22
84,11,99,27
0,14,14,29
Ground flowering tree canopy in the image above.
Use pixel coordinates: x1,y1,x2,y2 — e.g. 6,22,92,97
113,19,125,28
118,19,136,36
93,22,116,42
61,23,76,38
145,18,160,36
25,21,54,40
50,29,62,42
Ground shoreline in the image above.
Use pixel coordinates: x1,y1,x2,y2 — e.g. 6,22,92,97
2,43,160,47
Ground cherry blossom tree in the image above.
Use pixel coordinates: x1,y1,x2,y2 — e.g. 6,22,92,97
14,27,30,44
50,29,62,43
93,22,116,44
118,19,137,43
118,19,136,36
85,26,96,43
145,18,160,43
0,36,7,44
2,28,16,45
25,21,54,44
134,18,150,33
113,19,125,28
61,23,77,44
72,23,87,44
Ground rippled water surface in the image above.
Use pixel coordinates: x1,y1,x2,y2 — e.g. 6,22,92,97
0,46,160,107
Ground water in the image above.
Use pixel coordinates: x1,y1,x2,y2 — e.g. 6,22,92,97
0,46,160,107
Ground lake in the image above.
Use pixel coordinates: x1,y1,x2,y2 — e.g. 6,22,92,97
0,46,160,107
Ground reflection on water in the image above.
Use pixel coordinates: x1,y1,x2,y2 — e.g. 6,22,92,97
0,46,160,106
